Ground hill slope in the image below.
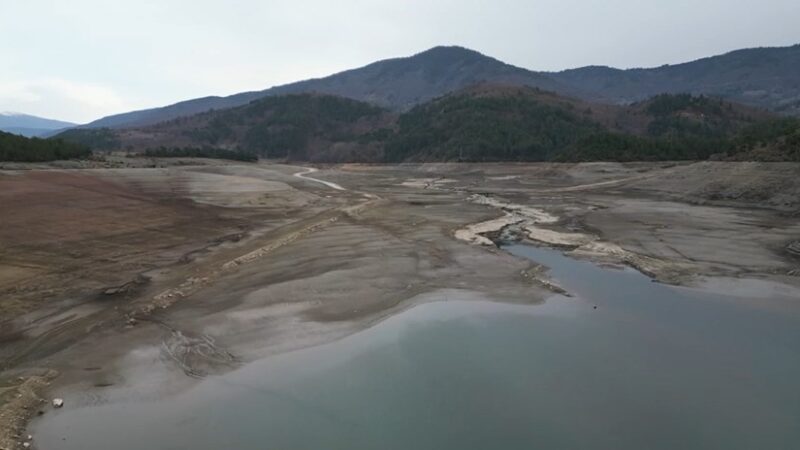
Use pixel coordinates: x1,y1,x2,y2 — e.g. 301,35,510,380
80,46,581,129
61,87,789,162
76,94,394,162
550,44,800,115
383,85,604,162
0,112,76,137
0,130,90,162
385,87,775,162
80,44,800,130
726,117,800,161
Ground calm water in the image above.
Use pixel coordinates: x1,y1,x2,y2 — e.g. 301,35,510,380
33,245,800,450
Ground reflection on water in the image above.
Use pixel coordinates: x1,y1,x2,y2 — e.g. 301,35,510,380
33,245,800,450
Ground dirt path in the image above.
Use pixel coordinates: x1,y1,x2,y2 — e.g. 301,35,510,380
293,167,346,191
535,172,655,192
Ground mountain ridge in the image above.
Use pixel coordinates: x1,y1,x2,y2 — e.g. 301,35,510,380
78,43,800,130
0,113,76,137
81,46,580,129
59,86,793,162
549,44,800,114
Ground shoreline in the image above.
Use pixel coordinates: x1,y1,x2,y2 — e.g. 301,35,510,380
453,193,696,284
1,161,798,447
16,233,800,448
0,370,57,450
24,243,800,449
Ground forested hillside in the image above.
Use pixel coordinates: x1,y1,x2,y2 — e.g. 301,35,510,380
56,88,797,163
0,131,91,162
383,87,603,161
727,118,800,161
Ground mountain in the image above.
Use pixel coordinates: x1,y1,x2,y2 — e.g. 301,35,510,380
549,44,800,115
79,44,800,130
259,46,582,110
0,112,76,137
80,46,583,129
61,86,789,162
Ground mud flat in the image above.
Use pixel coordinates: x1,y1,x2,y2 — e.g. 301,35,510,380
1,160,799,447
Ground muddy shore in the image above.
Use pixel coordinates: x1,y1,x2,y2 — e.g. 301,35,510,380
1,159,799,448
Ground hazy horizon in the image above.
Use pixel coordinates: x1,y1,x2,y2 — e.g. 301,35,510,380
3,0,799,123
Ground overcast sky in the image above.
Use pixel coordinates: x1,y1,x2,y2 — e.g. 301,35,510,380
2,0,799,123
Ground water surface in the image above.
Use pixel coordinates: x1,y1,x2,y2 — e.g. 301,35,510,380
33,245,800,449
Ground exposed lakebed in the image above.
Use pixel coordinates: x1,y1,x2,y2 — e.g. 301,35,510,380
31,245,800,450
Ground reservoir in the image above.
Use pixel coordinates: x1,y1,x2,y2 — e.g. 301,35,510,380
32,245,800,449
